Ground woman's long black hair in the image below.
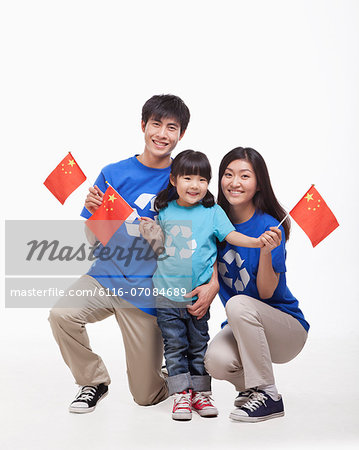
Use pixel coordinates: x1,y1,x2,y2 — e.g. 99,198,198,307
217,147,291,241
155,150,215,212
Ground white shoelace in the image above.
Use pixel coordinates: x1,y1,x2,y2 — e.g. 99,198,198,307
242,392,268,412
75,386,97,402
192,392,214,407
237,388,256,398
173,392,191,411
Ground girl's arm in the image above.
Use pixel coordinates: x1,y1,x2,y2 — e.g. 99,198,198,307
225,230,263,248
256,227,282,299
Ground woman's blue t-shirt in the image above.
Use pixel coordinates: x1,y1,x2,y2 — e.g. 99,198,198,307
217,211,309,332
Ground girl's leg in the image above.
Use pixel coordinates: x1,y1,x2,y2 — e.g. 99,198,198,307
186,308,211,392
156,298,192,395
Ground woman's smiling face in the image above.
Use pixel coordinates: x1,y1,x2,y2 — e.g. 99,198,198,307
221,159,258,209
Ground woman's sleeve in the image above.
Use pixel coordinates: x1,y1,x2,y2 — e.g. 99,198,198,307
269,224,287,273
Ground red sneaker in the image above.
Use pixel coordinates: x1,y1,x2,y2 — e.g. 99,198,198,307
172,390,192,421
192,391,218,417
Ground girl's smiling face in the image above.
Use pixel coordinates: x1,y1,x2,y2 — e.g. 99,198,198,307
221,159,258,210
170,173,209,207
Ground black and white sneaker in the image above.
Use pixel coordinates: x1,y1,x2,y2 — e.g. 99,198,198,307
230,390,284,422
234,388,258,407
69,384,108,414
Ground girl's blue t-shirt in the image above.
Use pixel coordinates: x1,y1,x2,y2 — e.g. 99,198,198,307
217,211,309,332
154,201,235,302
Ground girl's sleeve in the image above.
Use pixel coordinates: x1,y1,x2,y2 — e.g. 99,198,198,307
268,224,287,273
212,205,236,242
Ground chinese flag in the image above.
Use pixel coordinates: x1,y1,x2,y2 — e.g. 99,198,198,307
86,184,138,246
44,152,87,204
289,185,339,247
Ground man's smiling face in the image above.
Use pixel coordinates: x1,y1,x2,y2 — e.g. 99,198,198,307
141,116,184,159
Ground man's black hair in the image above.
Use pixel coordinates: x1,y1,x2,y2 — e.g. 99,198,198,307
142,94,190,134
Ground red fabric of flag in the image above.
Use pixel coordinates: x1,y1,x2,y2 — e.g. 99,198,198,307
289,185,339,247
44,152,87,204
86,184,137,246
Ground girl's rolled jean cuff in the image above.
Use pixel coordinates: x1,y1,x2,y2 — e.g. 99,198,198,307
166,372,211,395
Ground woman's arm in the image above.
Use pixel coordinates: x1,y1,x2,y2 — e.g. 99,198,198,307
225,230,263,248
256,227,282,299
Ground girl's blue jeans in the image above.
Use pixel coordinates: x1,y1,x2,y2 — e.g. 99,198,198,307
156,295,211,395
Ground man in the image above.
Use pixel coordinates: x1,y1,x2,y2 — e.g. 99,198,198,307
49,94,219,413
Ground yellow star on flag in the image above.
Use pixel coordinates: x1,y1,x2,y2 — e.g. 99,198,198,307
304,193,314,202
68,159,76,167
108,193,117,203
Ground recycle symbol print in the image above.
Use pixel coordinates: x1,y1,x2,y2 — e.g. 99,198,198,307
218,249,250,292
165,225,197,259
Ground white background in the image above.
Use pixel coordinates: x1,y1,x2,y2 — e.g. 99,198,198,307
1,1,359,449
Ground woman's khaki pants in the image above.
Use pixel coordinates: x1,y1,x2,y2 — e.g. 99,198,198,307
48,275,168,406
204,295,308,391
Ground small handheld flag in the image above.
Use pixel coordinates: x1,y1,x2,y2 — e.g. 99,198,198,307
44,152,87,204
287,185,339,247
86,184,139,246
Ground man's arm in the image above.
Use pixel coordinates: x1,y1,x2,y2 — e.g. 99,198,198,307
185,262,220,320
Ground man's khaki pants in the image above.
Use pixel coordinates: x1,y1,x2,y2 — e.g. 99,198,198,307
204,295,308,391
48,275,168,406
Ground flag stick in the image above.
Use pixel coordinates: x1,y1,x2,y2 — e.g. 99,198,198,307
277,213,290,228
276,184,315,228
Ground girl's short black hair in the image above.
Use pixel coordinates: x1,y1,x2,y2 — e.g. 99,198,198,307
155,150,215,211
142,94,190,134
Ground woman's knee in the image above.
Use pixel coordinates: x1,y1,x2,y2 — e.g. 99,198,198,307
225,295,259,323
204,346,236,380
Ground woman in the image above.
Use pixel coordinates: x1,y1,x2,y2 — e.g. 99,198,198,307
204,147,309,422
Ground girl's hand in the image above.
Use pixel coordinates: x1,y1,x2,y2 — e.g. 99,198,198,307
139,218,165,255
259,227,282,255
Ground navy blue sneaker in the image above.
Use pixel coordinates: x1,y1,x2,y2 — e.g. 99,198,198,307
234,388,258,407
230,390,284,422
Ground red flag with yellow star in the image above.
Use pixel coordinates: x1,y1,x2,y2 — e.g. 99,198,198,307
86,184,138,246
44,152,87,204
289,185,339,247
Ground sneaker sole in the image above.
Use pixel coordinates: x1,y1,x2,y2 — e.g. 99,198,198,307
69,390,108,414
172,412,192,421
193,408,218,417
229,411,285,423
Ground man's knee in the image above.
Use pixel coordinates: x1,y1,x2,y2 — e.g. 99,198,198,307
131,382,168,406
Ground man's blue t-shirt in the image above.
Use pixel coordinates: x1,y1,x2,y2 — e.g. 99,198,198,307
153,201,235,302
217,211,310,332
81,156,171,315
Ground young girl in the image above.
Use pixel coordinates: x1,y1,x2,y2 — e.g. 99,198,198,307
140,150,273,421
204,147,309,423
